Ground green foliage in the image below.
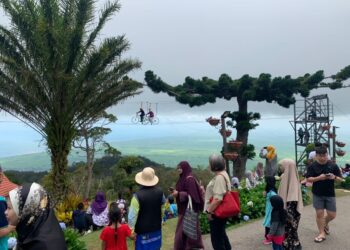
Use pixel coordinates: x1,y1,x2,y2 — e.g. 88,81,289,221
200,184,266,234
199,212,210,234
4,170,48,185
64,228,87,250
339,176,350,190
116,156,144,175
301,185,311,206
305,143,315,154
0,0,142,200
240,144,256,159
144,68,349,178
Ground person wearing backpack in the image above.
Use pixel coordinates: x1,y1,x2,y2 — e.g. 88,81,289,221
170,161,204,250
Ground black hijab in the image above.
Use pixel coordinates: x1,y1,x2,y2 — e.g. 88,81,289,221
9,183,67,250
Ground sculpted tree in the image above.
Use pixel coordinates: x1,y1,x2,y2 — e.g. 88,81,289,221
0,0,142,200
145,66,350,179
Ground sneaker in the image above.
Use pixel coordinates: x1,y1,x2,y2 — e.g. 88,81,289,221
83,230,92,236
262,239,272,245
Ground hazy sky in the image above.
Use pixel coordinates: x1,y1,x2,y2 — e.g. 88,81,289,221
1,0,349,118
106,0,350,117
0,1,350,165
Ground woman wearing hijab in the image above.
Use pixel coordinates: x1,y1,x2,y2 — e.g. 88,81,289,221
245,171,256,190
86,192,109,230
278,159,303,250
6,183,66,250
256,162,264,179
260,145,278,177
171,161,204,250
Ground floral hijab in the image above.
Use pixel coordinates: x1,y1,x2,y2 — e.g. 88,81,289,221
9,183,66,250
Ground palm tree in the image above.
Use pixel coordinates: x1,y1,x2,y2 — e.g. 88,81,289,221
0,0,142,200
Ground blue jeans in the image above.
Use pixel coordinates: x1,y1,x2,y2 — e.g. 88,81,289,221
272,242,283,250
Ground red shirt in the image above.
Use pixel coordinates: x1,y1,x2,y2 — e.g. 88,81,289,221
100,224,131,250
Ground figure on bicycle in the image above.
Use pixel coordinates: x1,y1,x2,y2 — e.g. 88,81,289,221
137,108,145,123
146,109,155,124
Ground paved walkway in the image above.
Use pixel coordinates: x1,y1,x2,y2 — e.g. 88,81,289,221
203,194,350,250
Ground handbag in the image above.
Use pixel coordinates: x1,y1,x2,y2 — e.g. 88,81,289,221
183,195,199,240
210,174,240,219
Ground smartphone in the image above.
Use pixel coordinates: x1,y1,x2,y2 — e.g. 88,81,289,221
325,173,332,177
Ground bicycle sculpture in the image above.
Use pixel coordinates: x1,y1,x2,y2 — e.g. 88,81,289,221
131,113,159,125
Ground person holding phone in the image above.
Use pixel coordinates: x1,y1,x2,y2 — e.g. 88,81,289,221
259,145,278,177
306,146,344,243
171,161,204,250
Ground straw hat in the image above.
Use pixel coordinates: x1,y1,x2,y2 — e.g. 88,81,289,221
135,167,159,186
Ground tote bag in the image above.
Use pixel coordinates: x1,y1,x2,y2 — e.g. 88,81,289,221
210,174,240,219
183,195,199,240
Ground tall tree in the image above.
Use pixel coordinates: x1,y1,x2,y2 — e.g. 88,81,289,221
73,111,118,199
0,0,142,200
145,66,350,179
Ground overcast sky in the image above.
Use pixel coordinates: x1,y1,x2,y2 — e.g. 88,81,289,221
1,0,350,119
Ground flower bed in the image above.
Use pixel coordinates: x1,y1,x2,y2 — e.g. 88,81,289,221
200,181,311,234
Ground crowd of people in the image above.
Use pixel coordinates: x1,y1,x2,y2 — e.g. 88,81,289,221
0,141,347,250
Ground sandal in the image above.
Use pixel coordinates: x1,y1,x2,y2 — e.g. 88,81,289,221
314,236,326,243
324,225,330,235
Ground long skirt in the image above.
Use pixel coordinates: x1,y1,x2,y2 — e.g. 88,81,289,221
174,214,204,250
283,201,301,250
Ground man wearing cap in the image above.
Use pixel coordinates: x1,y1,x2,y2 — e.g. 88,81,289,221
128,167,165,250
0,165,16,250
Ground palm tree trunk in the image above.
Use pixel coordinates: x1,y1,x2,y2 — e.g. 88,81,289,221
47,123,74,202
50,146,70,202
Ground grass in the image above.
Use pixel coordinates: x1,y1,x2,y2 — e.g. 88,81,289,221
81,218,178,250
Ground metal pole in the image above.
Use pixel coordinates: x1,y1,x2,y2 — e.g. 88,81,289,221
332,126,336,162
221,116,230,177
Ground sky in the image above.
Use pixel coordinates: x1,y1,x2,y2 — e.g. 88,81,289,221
0,0,349,167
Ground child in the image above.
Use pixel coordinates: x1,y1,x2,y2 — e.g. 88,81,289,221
72,202,87,234
168,195,178,218
100,205,134,250
267,195,286,250
262,176,277,245
116,193,127,224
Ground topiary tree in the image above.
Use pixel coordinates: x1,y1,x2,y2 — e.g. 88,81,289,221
145,66,350,179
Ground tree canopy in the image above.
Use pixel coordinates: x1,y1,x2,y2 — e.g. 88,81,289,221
145,66,350,178
0,0,142,200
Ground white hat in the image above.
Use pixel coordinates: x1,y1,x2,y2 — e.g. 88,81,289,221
135,167,159,186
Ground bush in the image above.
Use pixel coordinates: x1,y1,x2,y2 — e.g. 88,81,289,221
64,228,87,250
56,193,83,224
340,176,350,189
301,185,311,206
200,183,266,234
199,181,313,235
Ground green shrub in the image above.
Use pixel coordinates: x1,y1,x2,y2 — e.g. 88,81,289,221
199,212,210,234
340,176,350,189
200,183,266,234
64,228,87,250
301,185,311,206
